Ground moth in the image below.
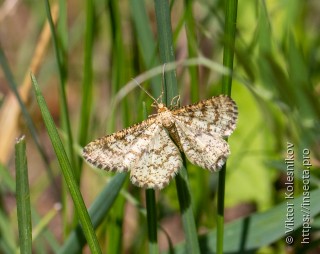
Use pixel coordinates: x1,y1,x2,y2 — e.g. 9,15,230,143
83,94,238,189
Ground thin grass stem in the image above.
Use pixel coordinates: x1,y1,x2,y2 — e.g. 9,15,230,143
77,0,94,173
154,1,200,253
217,1,238,254
15,136,32,254
58,173,126,254
105,2,129,252
154,0,178,104
44,0,77,178
31,74,102,254
184,0,199,102
142,101,159,254
130,0,162,97
146,189,158,253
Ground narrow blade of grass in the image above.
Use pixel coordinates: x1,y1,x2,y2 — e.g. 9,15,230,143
58,173,126,254
54,0,70,239
184,0,199,102
15,135,32,254
32,204,61,242
0,162,59,253
154,1,200,253
221,0,238,95
106,189,126,254
31,209,60,253
44,0,77,178
130,0,162,96
154,0,179,104
217,0,239,253
105,2,130,252
167,187,320,253
105,0,131,134
142,101,159,253
31,74,102,254
77,0,94,168
146,189,158,253
175,160,200,254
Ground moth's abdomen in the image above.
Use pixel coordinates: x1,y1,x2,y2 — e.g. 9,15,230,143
160,110,183,151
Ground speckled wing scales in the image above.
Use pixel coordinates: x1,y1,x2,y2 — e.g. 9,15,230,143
130,125,182,189
83,118,157,172
171,95,238,137
83,117,182,189
172,95,238,172
174,120,230,171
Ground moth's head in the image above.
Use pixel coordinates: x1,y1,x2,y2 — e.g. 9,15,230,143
157,103,167,112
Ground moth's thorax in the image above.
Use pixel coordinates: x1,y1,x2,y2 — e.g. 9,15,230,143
157,104,174,129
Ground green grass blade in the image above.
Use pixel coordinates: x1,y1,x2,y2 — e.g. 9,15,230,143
217,1,239,253
32,205,61,242
142,101,159,253
182,0,206,222
175,161,200,254
15,136,32,254
221,0,238,95
57,0,68,51
146,189,158,253
104,2,130,252
77,0,94,167
106,190,126,254
1,163,59,253
44,0,77,177
168,188,320,253
58,173,126,254
184,0,199,102
154,0,178,104
31,74,102,254
106,0,131,134
154,1,200,253
130,0,162,96
31,210,60,253
55,0,71,239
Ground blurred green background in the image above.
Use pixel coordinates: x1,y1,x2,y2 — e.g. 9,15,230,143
0,0,319,253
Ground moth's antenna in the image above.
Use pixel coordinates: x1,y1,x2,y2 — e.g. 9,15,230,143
131,78,159,106
161,63,167,95
161,63,166,100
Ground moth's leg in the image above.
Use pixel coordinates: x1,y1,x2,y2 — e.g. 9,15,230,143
170,95,180,109
155,90,164,105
